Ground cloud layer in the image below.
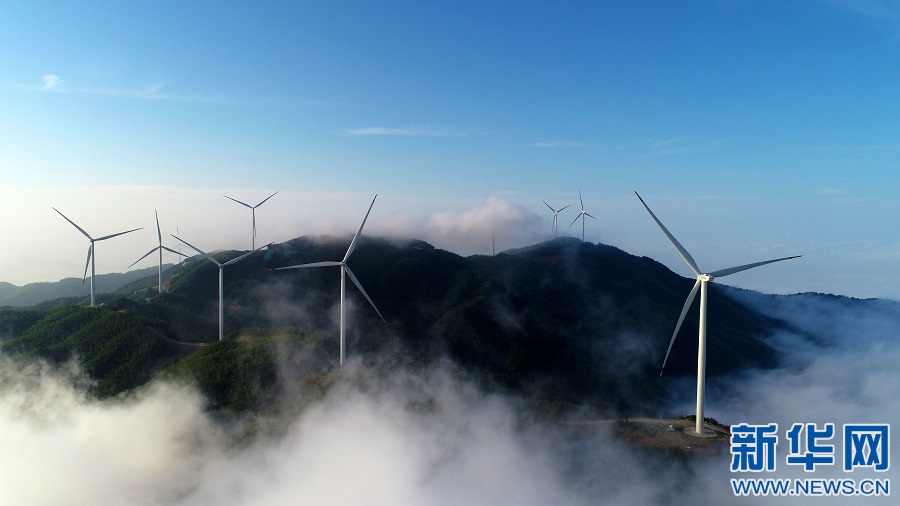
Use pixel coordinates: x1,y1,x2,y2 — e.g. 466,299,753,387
1,290,898,504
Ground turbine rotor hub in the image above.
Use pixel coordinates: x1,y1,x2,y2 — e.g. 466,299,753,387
699,274,713,282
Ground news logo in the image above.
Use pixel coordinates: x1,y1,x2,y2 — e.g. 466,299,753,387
730,422,890,497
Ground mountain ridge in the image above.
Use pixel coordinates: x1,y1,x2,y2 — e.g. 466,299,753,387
0,265,168,307
0,236,853,417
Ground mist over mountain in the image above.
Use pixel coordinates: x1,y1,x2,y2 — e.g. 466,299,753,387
0,236,897,504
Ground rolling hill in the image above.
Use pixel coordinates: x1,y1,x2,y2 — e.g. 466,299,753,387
0,236,797,415
0,265,165,307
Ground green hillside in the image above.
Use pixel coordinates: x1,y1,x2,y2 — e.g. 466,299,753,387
1,304,190,397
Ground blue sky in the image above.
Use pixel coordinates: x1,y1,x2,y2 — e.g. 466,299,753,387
1,1,898,299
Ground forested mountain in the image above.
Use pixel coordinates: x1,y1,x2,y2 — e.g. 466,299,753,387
0,237,796,415
0,266,163,307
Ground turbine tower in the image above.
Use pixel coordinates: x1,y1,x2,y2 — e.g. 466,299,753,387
542,200,571,237
128,210,188,294
223,191,278,250
172,235,270,341
274,195,385,368
568,190,596,242
635,191,800,437
53,208,142,307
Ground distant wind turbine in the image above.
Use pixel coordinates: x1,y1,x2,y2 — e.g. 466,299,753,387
128,210,188,294
172,235,271,341
635,191,800,437
542,200,571,237
53,208,142,307
223,191,278,250
176,226,185,265
568,190,596,242
274,195,385,367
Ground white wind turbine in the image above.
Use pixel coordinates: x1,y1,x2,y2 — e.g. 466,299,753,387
53,208,142,307
635,191,800,437
542,200,571,237
568,190,596,242
172,235,271,341
224,191,278,250
128,210,188,294
274,195,385,367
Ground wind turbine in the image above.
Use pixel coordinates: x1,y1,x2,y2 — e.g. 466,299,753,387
635,191,800,437
274,195,385,367
53,208,142,307
542,200,571,237
176,226,185,265
171,235,270,341
128,210,188,294
223,191,278,250
568,190,596,242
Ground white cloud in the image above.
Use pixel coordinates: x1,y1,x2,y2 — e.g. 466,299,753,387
30,75,222,103
41,74,62,90
526,141,589,148
424,196,544,254
343,126,471,137
0,358,222,505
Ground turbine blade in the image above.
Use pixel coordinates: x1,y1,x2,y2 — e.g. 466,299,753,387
155,209,162,245
223,195,253,208
160,246,189,257
542,200,555,212
559,204,571,212
254,191,278,208
568,214,581,228
634,192,702,277
344,265,385,321
579,190,584,211
343,194,377,262
95,227,142,241
128,247,160,268
171,234,222,266
222,241,273,266
274,260,341,270
660,278,702,377
222,250,256,267
83,244,92,283
53,207,93,240
709,255,802,278
585,212,597,220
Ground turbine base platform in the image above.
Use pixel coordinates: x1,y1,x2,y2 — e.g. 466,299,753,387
683,427,718,439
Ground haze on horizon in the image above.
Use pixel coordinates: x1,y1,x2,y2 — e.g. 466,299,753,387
1,1,898,300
